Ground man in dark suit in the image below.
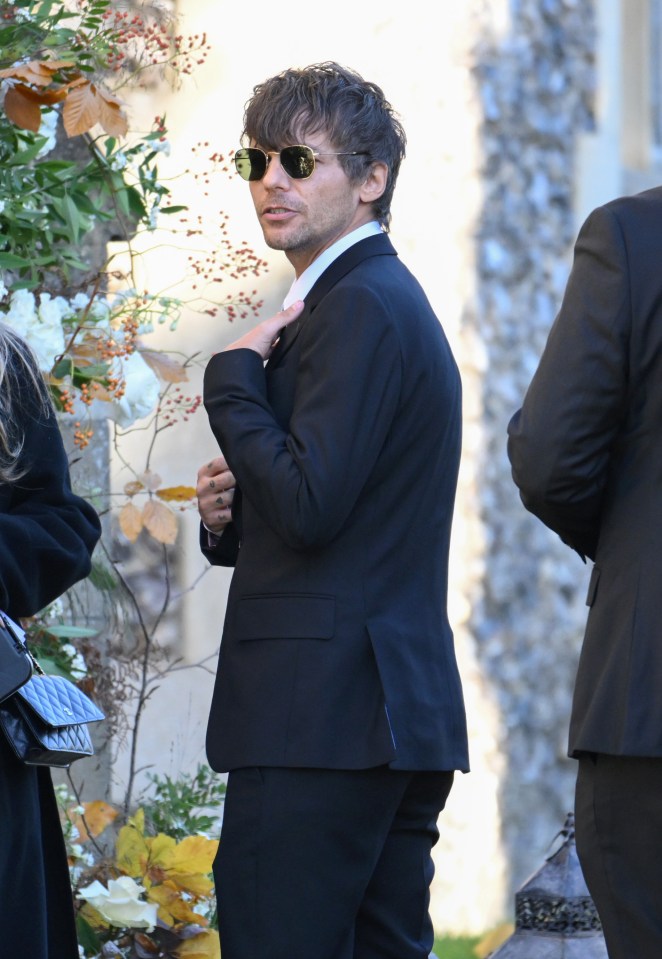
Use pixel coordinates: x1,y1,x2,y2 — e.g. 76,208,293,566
196,61,469,959
507,187,662,958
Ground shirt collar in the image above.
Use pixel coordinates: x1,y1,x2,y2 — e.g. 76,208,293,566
282,221,383,309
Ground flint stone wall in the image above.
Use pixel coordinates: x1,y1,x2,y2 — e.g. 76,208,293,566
463,0,597,903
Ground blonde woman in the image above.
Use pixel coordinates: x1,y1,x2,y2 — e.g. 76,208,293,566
0,322,101,957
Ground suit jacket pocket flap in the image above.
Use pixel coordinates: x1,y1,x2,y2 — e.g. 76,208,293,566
235,594,335,640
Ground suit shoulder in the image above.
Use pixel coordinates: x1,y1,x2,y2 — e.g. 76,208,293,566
594,186,662,227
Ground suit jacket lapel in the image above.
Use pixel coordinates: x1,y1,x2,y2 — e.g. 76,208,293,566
267,233,397,369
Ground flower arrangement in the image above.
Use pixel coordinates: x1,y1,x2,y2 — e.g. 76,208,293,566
59,763,226,957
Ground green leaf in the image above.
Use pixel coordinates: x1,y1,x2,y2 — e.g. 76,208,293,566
61,193,85,244
75,914,102,954
124,185,146,219
6,140,48,165
46,625,100,639
52,357,74,379
88,561,118,592
0,253,31,269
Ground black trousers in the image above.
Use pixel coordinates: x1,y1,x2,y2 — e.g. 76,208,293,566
214,765,454,959
575,753,662,959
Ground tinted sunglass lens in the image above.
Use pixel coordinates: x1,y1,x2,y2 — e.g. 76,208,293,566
234,148,266,181
281,146,315,179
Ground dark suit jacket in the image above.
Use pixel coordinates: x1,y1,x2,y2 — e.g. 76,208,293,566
507,186,662,758
202,233,469,773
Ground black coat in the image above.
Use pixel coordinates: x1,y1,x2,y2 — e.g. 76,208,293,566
507,186,662,758
202,233,469,774
0,368,101,957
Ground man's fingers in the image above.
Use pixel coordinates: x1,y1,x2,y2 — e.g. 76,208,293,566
265,300,305,338
197,456,228,481
277,300,304,329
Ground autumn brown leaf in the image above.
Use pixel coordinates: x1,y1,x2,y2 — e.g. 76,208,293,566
119,502,143,542
0,59,74,86
140,349,190,383
3,85,43,132
143,500,178,545
156,486,196,503
98,93,129,138
68,800,118,843
62,80,128,138
124,480,145,497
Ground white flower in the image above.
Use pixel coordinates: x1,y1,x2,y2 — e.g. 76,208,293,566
0,200,5,215
37,107,59,157
152,139,171,156
109,151,127,172
78,877,158,931
38,291,70,326
109,351,160,427
0,277,7,300
5,288,37,333
44,597,64,619
4,290,66,370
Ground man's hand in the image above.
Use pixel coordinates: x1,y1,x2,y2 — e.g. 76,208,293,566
224,300,305,360
197,456,237,533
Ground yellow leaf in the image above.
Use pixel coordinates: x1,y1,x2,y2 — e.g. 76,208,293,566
148,881,206,925
177,929,221,959
161,835,219,877
143,500,178,545
78,901,110,931
119,501,143,542
156,486,197,503
165,872,213,898
148,833,177,868
116,820,149,878
124,480,145,497
140,349,190,383
68,800,118,842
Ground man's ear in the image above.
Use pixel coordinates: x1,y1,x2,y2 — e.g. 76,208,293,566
359,161,388,204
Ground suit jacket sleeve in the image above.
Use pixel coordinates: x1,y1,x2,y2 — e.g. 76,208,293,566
203,283,403,550
0,385,101,618
506,204,630,561
199,518,240,567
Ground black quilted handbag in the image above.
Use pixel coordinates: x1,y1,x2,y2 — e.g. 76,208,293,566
0,611,34,703
0,671,105,768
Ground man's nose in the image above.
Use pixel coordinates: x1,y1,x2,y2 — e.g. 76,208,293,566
261,153,290,187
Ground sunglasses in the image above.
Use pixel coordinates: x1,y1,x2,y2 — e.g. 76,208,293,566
234,145,368,181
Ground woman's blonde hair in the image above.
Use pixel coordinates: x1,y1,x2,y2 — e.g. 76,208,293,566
0,322,53,484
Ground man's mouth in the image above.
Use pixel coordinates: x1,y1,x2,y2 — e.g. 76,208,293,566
264,206,295,215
